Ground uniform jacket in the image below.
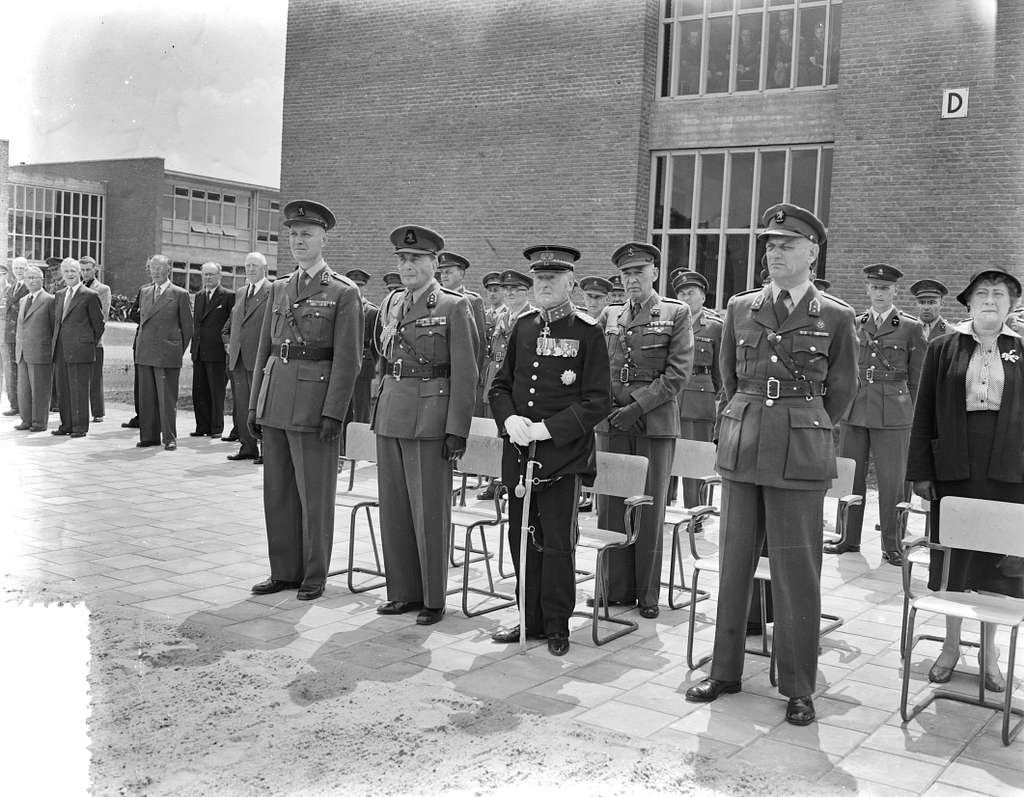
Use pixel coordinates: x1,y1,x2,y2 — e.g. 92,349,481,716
4,281,29,345
191,286,235,363
459,286,486,371
83,278,112,346
52,285,105,363
923,316,950,342
489,303,610,480
679,308,723,422
371,279,478,440
358,298,379,381
907,324,1024,484
251,264,363,432
226,281,271,372
597,292,694,437
135,283,194,368
15,291,55,364
845,308,926,428
482,304,528,397
716,283,859,490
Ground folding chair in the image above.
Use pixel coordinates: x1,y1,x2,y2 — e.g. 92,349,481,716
331,422,387,593
663,438,719,610
900,496,1024,746
572,452,653,645
449,416,502,567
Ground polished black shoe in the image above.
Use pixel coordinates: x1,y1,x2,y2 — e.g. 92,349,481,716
785,695,816,726
227,452,257,461
578,497,593,513
684,678,741,703
221,432,239,442
251,578,300,595
416,606,446,625
253,456,264,465
476,482,497,501
92,416,104,423
547,633,570,656
638,604,660,619
51,428,70,436
823,542,860,555
122,418,140,428
164,442,177,451
136,440,160,448
882,550,904,567
491,625,546,643
69,432,86,438
376,600,423,615
29,426,45,432
585,597,637,608
13,423,31,430
189,431,209,437
296,584,324,601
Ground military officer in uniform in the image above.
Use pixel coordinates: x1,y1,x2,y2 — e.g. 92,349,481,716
372,225,478,625
595,242,694,618
383,271,403,292
343,268,379,425
438,250,486,409
826,263,926,565
579,275,612,323
607,273,626,306
489,245,611,656
248,200,363,601
482,270,507,330
910,278,950,342
686,203,859,726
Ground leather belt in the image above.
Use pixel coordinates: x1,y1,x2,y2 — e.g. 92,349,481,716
617,365,661,384
278,342,333,363
387,360,451,380
860,367,907,383
737,378,827,400
691,365,713,375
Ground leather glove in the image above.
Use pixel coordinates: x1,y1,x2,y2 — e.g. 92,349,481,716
319,416,344,443
608,403,643,432
442,434,466,462
912,480,936,502
246,409,262,441
503,415,532,446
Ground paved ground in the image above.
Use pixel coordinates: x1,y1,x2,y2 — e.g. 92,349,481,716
1,399,1022,796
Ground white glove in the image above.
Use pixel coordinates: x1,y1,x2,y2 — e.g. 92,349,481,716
527,422,552,442
504,415,533,446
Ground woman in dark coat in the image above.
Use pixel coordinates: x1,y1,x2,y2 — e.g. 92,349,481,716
907,267,1024,692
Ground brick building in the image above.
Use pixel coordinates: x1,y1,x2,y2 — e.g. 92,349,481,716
281,0,1022,312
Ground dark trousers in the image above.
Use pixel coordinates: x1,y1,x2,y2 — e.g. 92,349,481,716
132,347,140,418
53,348,91,434
710,479,825,698
2,341,17,410
376,435,451,609
596,431,675,607
839,424,911,550
261,425,339,588
89,346,105,418
192,359,226,434
502,443,579,636
137,365,179,445
17,361,52,429
230,364,259,456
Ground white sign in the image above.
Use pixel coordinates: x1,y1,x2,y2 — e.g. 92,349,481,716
941,88,969,118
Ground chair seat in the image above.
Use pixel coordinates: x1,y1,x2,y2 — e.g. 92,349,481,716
914,592,1024,626
908,547,930,566
663,506,694,528
694,555,772,581
578,527,629,550
336,489,379,508
451,505,502,528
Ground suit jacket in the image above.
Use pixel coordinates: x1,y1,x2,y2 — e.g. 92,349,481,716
15,291,56,364
679,308,723,422
52,286,105,363
907,324,1024,484
226,281,270,372
371,279,478,439
251,264,362,432
597,292,694,437
4,281,29,344
84,279,112,346
716,284,859,490
135,283,194,368
191,286,235,363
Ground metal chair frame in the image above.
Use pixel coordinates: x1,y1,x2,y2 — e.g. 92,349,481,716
332,422,387,593
663,439,719,611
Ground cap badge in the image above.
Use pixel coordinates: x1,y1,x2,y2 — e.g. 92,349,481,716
626,246,634,256
297,206,306,217
774,210,786,224
404,229,417,245
876,267,884,277
541,251,554,263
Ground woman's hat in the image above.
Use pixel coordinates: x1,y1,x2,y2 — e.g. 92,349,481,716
956,267,1022,306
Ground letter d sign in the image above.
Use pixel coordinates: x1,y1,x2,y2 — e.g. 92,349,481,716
941,88,969,119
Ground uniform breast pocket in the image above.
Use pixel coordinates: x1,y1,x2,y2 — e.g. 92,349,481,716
414,324,448,362
270,307,286,337
881,341,908,366
641,326,671,351
298,308,332,342
735,330,762,365
783,406,835,481
792,335,830,374
716,401,748,472
694,341,714,366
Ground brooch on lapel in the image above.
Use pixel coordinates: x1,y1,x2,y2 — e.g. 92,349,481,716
1001,350,1020,363
561,370,576,385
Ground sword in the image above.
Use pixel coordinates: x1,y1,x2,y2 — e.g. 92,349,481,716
514,442,540,654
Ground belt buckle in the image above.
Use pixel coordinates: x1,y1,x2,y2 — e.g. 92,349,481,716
391,360,403,380
865,366,875,384
766,377,780,400
619,366,631,384
280,340,290,364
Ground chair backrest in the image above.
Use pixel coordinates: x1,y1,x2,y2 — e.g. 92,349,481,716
939,496,1024,557
827,457,857,499
591,452,649,499
458,433,505,479
670,439,718,480
344,422,377,463
469,416,500,437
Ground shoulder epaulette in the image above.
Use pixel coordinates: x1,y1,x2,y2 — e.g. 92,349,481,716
900,310,920,322
518,307,540,319
440,287,463,297
325,269,356,288
574,309,597,325
464,289,482,299
660,297,683,305
819,293,853,310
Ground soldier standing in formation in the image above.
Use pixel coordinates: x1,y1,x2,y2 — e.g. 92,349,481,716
686,203,858,726
910,278,950,342
595,242,694,619
826,264,926,566
607,273,626,307
437,250,486,391
249,200,363,602
343,268,379,425
578,275,612,323
482,270,506,337
372,225,478,625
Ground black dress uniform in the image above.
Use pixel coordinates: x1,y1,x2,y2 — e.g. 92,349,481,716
489,249,610,647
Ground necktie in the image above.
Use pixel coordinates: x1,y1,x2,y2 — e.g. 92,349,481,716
775,289,791,323
301,271,311,288
208,290,214,302
23,294,33,316
155,284,163,298
248,284,255,300
62,289,73,319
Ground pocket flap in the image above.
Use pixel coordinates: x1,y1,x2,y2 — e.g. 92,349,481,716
720,402,748,422
736,330,762,348
296,361,329,383
419,378,450,397
788,406,831,430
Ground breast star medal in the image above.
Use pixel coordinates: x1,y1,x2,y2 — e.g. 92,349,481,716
561,370,576,385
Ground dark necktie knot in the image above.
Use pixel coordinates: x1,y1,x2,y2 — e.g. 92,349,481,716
775,289,791,321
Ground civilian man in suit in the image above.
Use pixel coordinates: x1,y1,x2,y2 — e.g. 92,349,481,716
225,252,270,463
2,257,29,416
343,268,379,425
910,278,950,342
135,254,194,451
51,258,105,438
248,201,362,602
686,204,858,726
121,285,144,429
14,266,55,432
372,225,478,625
79,256,111,423
190,262,235,437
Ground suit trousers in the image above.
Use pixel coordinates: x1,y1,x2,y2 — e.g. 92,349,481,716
54,349,91,434
89,346,105,418
261,425,339,588
192,360,227,434
230,364,259,456
17,361,52,429
376,435,451,609
2,342,18,410
502,444,580,636
347,377,372,424
137,365,179,445
680,418,715,507
710,479,825,698
596,432,675,607
838,424,911,551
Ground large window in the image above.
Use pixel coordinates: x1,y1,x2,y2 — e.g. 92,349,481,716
171,260,277,294
649,144,833,307
659,0,841,97
255,196,280,253
7,184,105,268
161,182,254,253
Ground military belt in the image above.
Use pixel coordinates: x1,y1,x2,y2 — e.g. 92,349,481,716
387,360,451,380
737,378,827,400
860,367,907,383
691,365,713,375
277,342,333,363
617,365,661,384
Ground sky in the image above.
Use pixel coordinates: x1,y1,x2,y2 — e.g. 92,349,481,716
4,0,287,187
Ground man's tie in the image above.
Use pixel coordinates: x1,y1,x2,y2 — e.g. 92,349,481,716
62,289,73,319
775,289,791,323
248,284,255,300
23,294,33,317
155,284,163,299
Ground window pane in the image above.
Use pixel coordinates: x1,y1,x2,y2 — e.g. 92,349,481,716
790,149,818,210
175,197,188,220
192,189,205,199
827,3,841,84
738,0,763,8
664,0,672,19
796,5,827,86
236,206,250,229
653,155,666,228
208,192,220,202
206,203,221,225
728,152,755,228
767,10,794,88
758,150,785,213
679,0,702,14
697,153,724,228
695,234,720,299
257,210,270,231
162,195,174,219
818,147,833,225
677,21,703,95
660,23,673,96
706,17,732,93
735,16,762,90
666,234,691,274
723,234,751,303
191,200,205,223
669,154,694,229
174,186,188,196
224,194,236,204
707,0,732,13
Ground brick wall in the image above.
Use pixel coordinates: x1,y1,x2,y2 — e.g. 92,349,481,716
282,0,660,305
